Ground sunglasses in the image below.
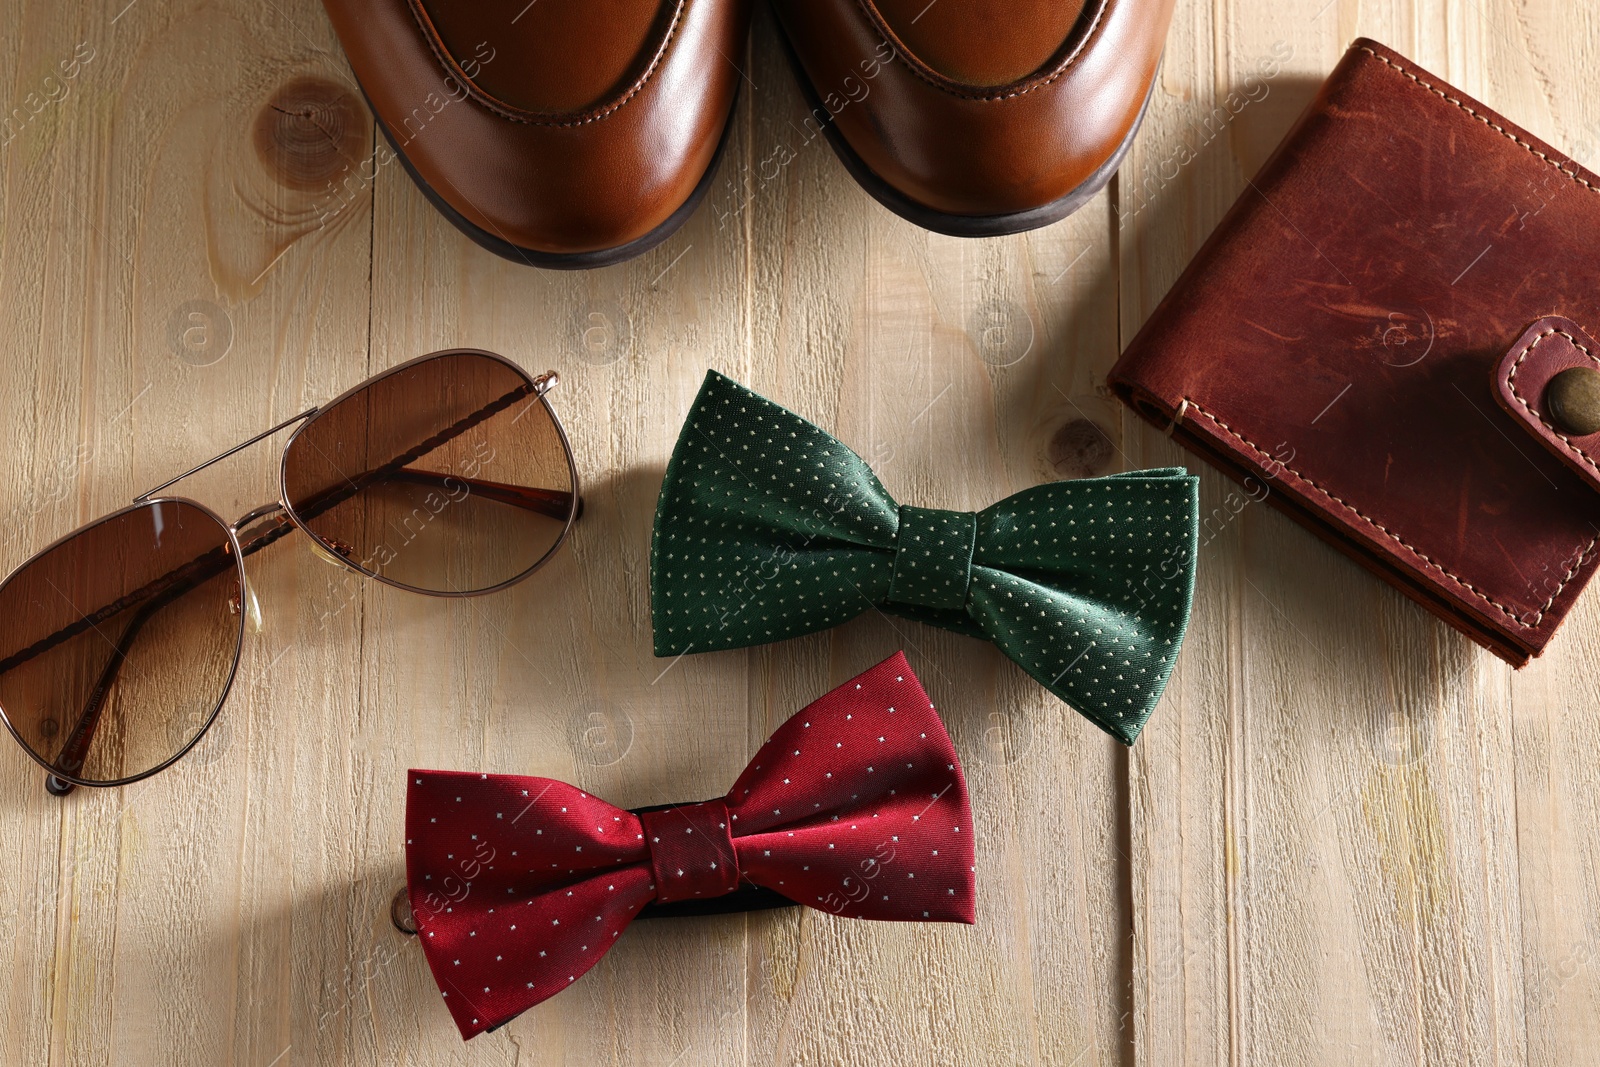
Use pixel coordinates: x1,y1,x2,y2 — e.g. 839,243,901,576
0,349,579,795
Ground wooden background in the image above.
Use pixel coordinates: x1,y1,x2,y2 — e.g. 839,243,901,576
1,0,1597,1063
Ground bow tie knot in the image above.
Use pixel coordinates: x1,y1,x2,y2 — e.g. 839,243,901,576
639,799,739,903
888,505,977,611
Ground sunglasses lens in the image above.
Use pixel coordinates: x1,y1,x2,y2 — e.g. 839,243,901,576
0,501,243,785
281,350,577,594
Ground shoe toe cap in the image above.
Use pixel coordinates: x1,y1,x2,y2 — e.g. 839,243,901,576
774,0,1172,223
325,0,745,261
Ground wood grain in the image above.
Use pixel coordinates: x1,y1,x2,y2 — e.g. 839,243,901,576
1124,3,1600,1067
2,0,1598,1063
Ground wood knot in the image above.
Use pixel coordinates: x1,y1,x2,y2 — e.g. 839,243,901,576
1047,417,1115,478
253,77,363,191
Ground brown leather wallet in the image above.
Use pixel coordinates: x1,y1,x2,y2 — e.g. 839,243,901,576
1108,38,1600,666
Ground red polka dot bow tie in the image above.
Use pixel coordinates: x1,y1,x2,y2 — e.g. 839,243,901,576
404,652,975,1039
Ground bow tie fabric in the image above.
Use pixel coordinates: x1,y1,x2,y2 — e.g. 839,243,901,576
650,370,1200,744
405,652,974,1039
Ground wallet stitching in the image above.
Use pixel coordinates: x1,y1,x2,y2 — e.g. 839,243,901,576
1357,46,1600,196
403,0,689,127
1505,327,1600,476
1181,399,1597,629
851,0,1112,101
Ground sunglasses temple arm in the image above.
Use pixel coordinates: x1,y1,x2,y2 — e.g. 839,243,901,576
33,518,291,793
34,518,297,795
42,604,156,796
1,515,295,680
288,382,577,524
382,469,578,521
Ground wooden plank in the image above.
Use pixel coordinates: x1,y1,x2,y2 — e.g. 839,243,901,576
0,7,108,1067
343,18,760,1065
736,11,1130,1066
1118,2,1239,1061
0,0,376,1064
1124,1,1600,1064
0,0,379,1062
1462,2,1600,1063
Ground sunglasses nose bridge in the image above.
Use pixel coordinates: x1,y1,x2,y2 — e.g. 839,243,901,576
230,500,288,533
224,501,293,635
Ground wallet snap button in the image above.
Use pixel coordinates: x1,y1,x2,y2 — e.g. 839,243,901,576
1546,366,1600,436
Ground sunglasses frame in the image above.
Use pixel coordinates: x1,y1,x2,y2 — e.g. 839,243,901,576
0,349,579,792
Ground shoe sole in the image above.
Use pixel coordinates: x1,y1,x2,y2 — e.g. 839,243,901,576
772,26,1155,238
357,80,739,270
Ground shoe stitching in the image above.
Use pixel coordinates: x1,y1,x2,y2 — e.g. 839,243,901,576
850,0,1113,102
1505,327,1600,477
403,0,689,127
1181,398,1598,629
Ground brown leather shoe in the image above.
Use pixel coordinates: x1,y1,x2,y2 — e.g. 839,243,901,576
767,0,1173,236
321,0,750,268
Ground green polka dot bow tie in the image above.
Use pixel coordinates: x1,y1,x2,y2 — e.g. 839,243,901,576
650,371,1200,743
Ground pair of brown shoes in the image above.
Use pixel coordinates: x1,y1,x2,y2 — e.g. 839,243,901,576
321,0,1175,269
